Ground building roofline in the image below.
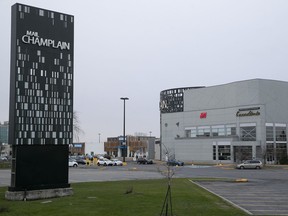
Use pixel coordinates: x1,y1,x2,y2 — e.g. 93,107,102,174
162,79,288,93
202,78,288,90
161,86,205,93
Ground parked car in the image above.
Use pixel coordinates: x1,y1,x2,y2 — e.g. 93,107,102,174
69,159,78,167
111,159,123,166
103,154,111,160
75,157,87,165
96,154,104,160
236,160,263,169
167,159,184,166
97,158,113,166
0,156,8,161
137,158,153,164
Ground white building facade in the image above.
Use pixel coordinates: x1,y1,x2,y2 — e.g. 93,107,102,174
160,79,288,164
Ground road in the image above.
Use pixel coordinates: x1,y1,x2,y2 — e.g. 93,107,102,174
1,163,288,215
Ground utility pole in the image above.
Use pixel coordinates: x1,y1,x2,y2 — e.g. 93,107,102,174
120,97,129,162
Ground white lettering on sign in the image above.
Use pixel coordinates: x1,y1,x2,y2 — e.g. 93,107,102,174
22,31,70,50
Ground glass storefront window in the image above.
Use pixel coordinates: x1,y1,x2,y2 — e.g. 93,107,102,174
184,127,196,138
275,125,286,141
213,145,231,160
191,128,197,137
226,124,236,136
212,125,225,136
185,130,191,138
266,123,274,141
240,123,256,141
218,145,231,160
198,126,210,137
185,124,238,138
276,143,287,163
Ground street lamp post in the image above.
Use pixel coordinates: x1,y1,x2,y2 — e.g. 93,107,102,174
120,97,129,162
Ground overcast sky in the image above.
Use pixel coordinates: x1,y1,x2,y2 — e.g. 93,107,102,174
1,0,288,154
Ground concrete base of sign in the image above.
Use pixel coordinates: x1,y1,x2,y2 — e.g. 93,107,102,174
5,187,73,201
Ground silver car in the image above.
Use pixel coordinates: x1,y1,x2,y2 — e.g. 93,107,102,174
236,160,263,169
97,158,113,166
68,158,78,167
111,159,123,166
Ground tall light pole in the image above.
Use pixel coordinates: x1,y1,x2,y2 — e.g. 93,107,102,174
120,97,129,162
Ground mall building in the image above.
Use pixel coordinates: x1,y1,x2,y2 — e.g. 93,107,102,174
160,79,288,164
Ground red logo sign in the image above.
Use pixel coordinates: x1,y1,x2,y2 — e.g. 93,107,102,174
200,112,207,119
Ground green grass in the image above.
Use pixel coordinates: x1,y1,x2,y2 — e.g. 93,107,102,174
0,163,11,169
0,178,248,216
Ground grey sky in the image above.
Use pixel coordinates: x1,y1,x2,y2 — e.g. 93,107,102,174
1,0,288,153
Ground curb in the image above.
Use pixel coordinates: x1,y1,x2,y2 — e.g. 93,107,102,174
235,178,248,182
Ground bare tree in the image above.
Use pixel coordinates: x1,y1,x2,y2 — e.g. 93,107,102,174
73,111,84,142
261,146,267,165
0,141,3,156
159,165,174,216
158,144,178,216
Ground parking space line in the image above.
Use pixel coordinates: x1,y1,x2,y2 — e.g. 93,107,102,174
253,209,287,215
231,200,288,204
241,204,288,207
189,180,253,215
190,179,288,215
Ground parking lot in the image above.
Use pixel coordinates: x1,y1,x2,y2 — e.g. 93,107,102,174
0,162,288,215
194,179,288,215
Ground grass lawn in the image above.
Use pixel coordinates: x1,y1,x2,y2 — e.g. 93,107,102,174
0,178,248,216
0,163,10,169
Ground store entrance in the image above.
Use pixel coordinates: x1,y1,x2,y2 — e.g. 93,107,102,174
233,146,252,163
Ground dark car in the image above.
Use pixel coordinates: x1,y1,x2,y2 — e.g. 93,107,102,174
137,158,153,165
103,154,111,160
167,159,184,166
75,157,87,165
